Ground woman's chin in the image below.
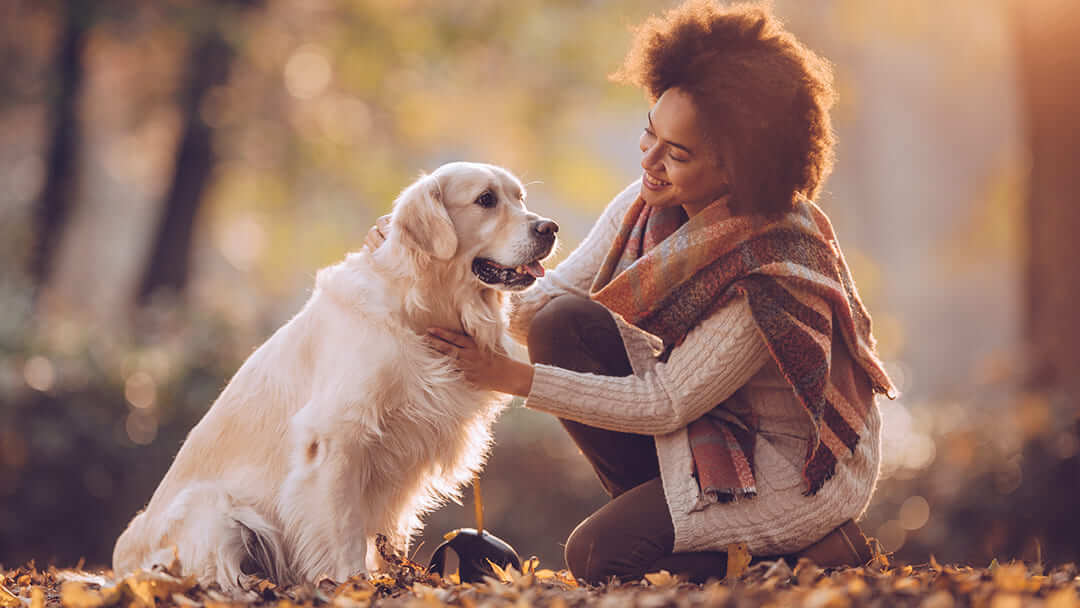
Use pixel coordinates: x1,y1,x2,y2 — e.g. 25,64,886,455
639,187,675,208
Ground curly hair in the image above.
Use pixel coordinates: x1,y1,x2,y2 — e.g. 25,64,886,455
612,1,836,215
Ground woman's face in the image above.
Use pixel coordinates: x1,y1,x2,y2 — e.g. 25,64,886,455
638,87,730,217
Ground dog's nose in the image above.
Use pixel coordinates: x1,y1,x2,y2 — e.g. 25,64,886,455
532,219,559,236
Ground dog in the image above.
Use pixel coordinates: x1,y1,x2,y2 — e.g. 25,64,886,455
112,162,558,592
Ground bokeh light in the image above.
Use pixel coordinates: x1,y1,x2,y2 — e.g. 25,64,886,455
125,410,159,446
124,371,157,410
23,356,55,392
876,519,907,553
284,44,332,100
899,496,930,531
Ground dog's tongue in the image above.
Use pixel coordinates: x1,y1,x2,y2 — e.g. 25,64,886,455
524,261,546,278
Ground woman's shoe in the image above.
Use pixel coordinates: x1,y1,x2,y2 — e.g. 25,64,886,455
792,520,872,568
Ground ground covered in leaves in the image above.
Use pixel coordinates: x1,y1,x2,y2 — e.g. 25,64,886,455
4,537,1079,608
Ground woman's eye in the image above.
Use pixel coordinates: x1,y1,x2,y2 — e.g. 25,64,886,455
475,191,496,208
669,154,689,163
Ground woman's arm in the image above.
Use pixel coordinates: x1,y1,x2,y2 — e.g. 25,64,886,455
506,181,639,344
523,296,771,435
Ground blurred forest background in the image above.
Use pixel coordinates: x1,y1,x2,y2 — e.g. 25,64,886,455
1,0,1078,572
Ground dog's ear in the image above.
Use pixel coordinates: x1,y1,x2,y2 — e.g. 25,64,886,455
390,174,457,260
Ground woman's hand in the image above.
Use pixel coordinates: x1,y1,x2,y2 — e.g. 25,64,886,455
427,328,535,397
363,214,392,251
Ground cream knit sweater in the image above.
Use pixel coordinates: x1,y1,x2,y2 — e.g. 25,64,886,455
510,182,882,555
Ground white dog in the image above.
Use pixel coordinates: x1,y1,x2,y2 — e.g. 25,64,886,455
112,162,558,591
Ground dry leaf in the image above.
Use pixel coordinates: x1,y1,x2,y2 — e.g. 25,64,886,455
794,558,824,587
990,592,1023,608
533,569,557,581
893,577,921,593
921,590,956,608
846,577,868,598
703,581,731,604
725,543,752,582
60,582,106,608
992,563,1030,593
803,587,849,608
643,570,679,588
1047,588,1080,608
485,559,514,584
554,571,579,589
30,587,46,608
0,585,21,608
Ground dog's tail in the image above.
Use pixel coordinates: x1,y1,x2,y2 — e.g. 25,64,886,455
232,506,292,586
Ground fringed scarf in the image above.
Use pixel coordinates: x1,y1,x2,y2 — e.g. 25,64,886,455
590,195,895,503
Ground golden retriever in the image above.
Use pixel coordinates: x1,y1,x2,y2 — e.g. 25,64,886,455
112,162,557,592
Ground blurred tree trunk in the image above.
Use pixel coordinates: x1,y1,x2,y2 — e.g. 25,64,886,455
29,0,91,290
1009,0,1080,565
135,26,233,304
1013,0,1080,399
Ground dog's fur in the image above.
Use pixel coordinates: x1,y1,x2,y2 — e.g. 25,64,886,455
112,162,556,592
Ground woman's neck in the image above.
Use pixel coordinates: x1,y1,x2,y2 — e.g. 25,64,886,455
683,194,733,219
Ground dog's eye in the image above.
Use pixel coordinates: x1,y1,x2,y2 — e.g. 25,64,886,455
475,191,497,209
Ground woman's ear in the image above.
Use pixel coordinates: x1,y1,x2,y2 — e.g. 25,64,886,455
390,174,458,260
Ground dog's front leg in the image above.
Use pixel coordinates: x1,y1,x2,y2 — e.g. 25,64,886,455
280,402,374,583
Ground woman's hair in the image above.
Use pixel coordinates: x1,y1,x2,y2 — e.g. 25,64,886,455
613,1,836,215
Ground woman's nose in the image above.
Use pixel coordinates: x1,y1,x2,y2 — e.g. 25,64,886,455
640,142,662,171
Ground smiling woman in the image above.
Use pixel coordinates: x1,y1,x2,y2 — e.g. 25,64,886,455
613,0,837,219
413,0,896,585
637,88,732,217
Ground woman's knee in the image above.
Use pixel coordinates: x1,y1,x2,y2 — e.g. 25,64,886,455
528,295,608,364
527,295,629,374
564,516,608,584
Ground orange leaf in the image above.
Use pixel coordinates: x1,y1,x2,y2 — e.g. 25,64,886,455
0,586,20,608
726,543,752,582
643,570,679,588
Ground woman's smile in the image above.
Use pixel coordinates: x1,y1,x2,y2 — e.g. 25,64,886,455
642,172,671,190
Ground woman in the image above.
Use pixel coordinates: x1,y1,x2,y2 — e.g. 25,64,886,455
378,0,895,584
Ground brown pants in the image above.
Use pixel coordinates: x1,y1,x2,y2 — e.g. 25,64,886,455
528,295,728,584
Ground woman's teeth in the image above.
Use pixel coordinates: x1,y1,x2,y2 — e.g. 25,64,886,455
643,173,670,187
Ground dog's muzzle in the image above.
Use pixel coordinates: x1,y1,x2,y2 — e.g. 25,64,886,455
472,218,558,290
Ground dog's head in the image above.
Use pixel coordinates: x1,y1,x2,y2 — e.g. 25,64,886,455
389,162,558,292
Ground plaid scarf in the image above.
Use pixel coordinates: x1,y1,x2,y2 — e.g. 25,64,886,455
590,195,895,503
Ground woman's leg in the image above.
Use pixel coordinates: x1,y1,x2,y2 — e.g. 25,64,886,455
563,478,728,584
527,295,660,498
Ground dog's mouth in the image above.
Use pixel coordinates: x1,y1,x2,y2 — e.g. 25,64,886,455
471,258,546,290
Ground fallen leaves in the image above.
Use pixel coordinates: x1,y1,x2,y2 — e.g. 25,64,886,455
1,554,1079,607
0,585,22,608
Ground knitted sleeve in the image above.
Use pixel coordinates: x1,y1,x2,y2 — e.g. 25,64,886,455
524,296,771,435
506,181,640,345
